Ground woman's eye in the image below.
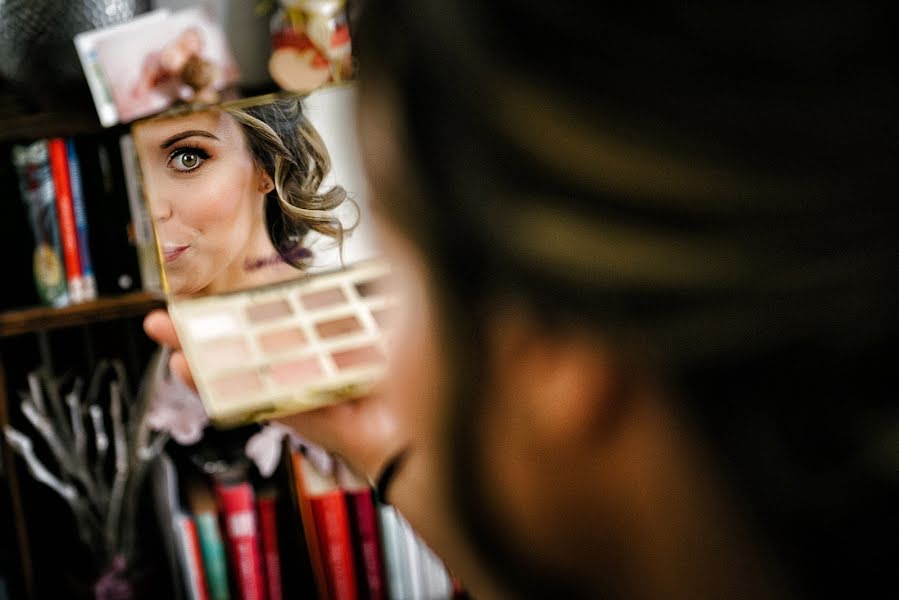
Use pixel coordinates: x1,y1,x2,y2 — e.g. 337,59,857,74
169,148,208,172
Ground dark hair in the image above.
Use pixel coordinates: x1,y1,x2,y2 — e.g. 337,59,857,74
356,2,899,597
225,95,352,266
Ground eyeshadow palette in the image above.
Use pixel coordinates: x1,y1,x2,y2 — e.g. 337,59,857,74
170,258,395,425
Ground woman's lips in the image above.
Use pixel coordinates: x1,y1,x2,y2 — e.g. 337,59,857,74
163,244,190,263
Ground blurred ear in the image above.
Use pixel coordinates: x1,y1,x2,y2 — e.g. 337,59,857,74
486,307,623,447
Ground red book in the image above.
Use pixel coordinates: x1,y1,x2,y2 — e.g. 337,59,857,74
291,449,330,600
217,481,266,600
257,491,283,600
337,465,387,600
295,452,358,600
47,138,84,303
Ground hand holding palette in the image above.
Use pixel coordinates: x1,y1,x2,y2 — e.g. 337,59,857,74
133,85,390,425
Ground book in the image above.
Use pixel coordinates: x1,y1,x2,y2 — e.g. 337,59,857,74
290,449,330,600
11,140,69,307
47,138,85,303
309,474,358,600
376,505,409,600
293,450,358,600
281,442,323,598
216,481,266,600
118,133,163,293
338,466,387,600
64,139,98,300
175,514,211,600
257,490,283,600
188,481,231,600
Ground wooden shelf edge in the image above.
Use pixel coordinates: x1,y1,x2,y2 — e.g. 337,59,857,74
0,292,165,338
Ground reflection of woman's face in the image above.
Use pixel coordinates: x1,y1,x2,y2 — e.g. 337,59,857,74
135,110,268,296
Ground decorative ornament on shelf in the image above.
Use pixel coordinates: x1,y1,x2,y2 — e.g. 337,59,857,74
266,0,353,93
3,359,169,600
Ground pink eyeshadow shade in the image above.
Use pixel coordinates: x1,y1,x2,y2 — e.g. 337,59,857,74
197,337,251,366
300,287,347,310
209,370,263,399
270,356,323,385
258,328,306,354
331,345,384,370
315,315,363,339
245,299,293,323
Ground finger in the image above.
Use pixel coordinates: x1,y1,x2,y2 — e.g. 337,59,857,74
169,351,197,392
143,309,181,349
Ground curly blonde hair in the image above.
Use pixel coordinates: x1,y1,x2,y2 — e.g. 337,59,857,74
225,94,354,266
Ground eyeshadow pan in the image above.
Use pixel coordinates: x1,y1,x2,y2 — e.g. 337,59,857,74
270,356,323,386
258,328,306,355
186,312,240,341
331,345,384,370
209,370,263,399
245,299,292,323
315,315,363,339
355,275,393,298
300,287,347,310
197,337,251,367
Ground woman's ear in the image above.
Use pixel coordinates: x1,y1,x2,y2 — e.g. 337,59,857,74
257,169,275,194
486,308,624,448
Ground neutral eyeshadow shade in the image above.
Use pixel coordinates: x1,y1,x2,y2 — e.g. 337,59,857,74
209,370,263,399
315,315,363,339
270,356,323,385
331,345,384,370
245,299,293,323
197,337,251,367
300,287,347,310
258,327,307,355
186,312,241,341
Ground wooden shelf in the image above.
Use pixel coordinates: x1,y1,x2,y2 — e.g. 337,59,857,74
0,292,165,338
0,110,104,144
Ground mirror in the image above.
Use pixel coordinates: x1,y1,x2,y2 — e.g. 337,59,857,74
131,84,390,425
133,84,376,298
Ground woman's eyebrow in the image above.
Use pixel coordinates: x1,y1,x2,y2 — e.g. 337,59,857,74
160,129,221,149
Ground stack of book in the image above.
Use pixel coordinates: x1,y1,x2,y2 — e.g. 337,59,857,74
158,446,462,600
12,139,99,306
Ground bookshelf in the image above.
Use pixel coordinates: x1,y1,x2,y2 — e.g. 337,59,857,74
0,94,162,597
0,293,164,339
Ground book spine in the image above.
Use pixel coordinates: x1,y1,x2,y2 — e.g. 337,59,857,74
257,495,283,600
11,141,69,307
398,514,424,600
311,491,358,600
291,450,330,600
64,139,97,300
175,514,210,600
346,490,387,600
47,138,85,303
194,511,231,600
377,505,408,600
217,482,266,600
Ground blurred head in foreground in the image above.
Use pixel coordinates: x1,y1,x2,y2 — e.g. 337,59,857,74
356,2,898,598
